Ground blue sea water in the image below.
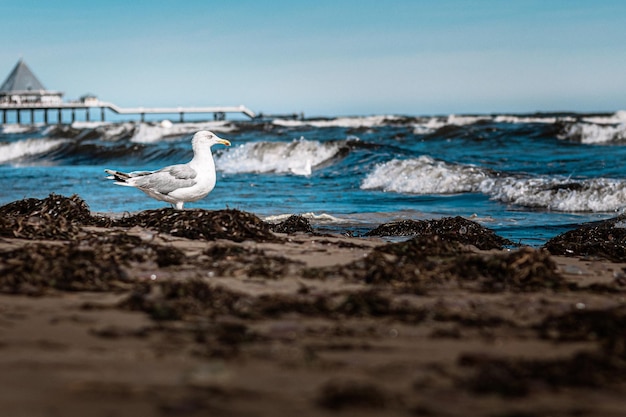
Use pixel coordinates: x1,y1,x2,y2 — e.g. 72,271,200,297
2,111,626,246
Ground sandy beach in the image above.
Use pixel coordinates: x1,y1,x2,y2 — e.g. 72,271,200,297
1,195,626,417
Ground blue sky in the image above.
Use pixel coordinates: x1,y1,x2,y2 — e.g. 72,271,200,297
1,0,625,116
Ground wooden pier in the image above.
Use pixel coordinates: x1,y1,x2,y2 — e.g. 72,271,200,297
0,101,257,124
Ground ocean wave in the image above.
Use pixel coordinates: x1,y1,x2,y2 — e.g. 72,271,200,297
272,115,402,129
412,115,492,134
482,177,626,212
0,125,41,135
492,114,576,124
0,137,69,164
581,110,626,125
216,137,346,176
130,121,235,143
360,156,490,194
557,122,626,144
412,114,577,135
362,157,626,212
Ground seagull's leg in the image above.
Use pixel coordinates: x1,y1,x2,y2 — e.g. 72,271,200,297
174,202,185,210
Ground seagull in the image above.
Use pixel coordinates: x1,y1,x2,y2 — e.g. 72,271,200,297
105,130,231,210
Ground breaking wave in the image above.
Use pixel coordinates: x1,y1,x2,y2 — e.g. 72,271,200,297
130,120,234,143
362,157,626,212
272,115,401,129
360,156,490,194
412,113,577,135
557,122,626,144
216,137,348,176
0,138,69,164
483,176,626,212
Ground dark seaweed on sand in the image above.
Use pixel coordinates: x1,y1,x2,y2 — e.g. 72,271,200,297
450,247,566,293
0,226,188,295
203,244,302,279
0,193,92,222
122,278,424,322
544,215,626,261
0,243,131,295
537,305,626,357
316,379,389,410
114,208,279,242
0,193,111,239
0,195,279,243
366,216,514,250
318,235,564,293
122,279,242,320
458,305,626,398
268,215,313,234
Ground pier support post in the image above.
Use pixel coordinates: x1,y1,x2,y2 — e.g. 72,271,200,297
16,110,21,124
179,112,184,123
57,108,62,124
1,109,5,124
86,107,90,122
30,109,35,125
44,109,48,124
101,107,105,122
71,108,76,123
141,113,145,123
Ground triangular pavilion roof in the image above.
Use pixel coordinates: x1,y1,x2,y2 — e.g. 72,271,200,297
0,59,48,93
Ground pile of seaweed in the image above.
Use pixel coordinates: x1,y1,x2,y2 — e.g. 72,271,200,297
0,230,190,295
309,236,565,294
544,215,626,261
114,208,279,242
0,194,111,239
366,216,514,250
0,240,129,295
268,215,313,234
202,244,303,279
121,279,423,322
0,194,279,243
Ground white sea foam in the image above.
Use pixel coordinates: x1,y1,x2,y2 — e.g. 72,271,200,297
412,113,577,135
412,114,492,134
362,157,626,212
482,177,626,212
264,212,346,224
360,156,489,194
0,125,40,135
581,110,626,125
130,121,234,143
493,115,575,124
557,111,626,144
0,138,68,164
71,121,110,129
216,137,343,176
557,122,626,144
96,122,136,141
272,115,399,129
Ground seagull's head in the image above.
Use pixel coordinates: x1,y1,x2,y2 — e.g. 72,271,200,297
192,130,231,153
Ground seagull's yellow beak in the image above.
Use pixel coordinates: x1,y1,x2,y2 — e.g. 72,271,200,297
216,138,231,147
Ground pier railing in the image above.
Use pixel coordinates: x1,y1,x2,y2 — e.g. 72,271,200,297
0,101,258,124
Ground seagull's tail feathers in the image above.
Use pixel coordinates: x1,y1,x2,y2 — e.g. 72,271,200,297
105,169,132,183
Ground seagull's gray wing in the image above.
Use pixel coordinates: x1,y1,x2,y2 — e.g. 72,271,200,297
132,164,198,195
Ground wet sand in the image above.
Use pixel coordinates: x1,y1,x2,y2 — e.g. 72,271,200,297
1,195,626,417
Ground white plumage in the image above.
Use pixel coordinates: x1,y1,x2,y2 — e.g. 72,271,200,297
105,130,231,210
